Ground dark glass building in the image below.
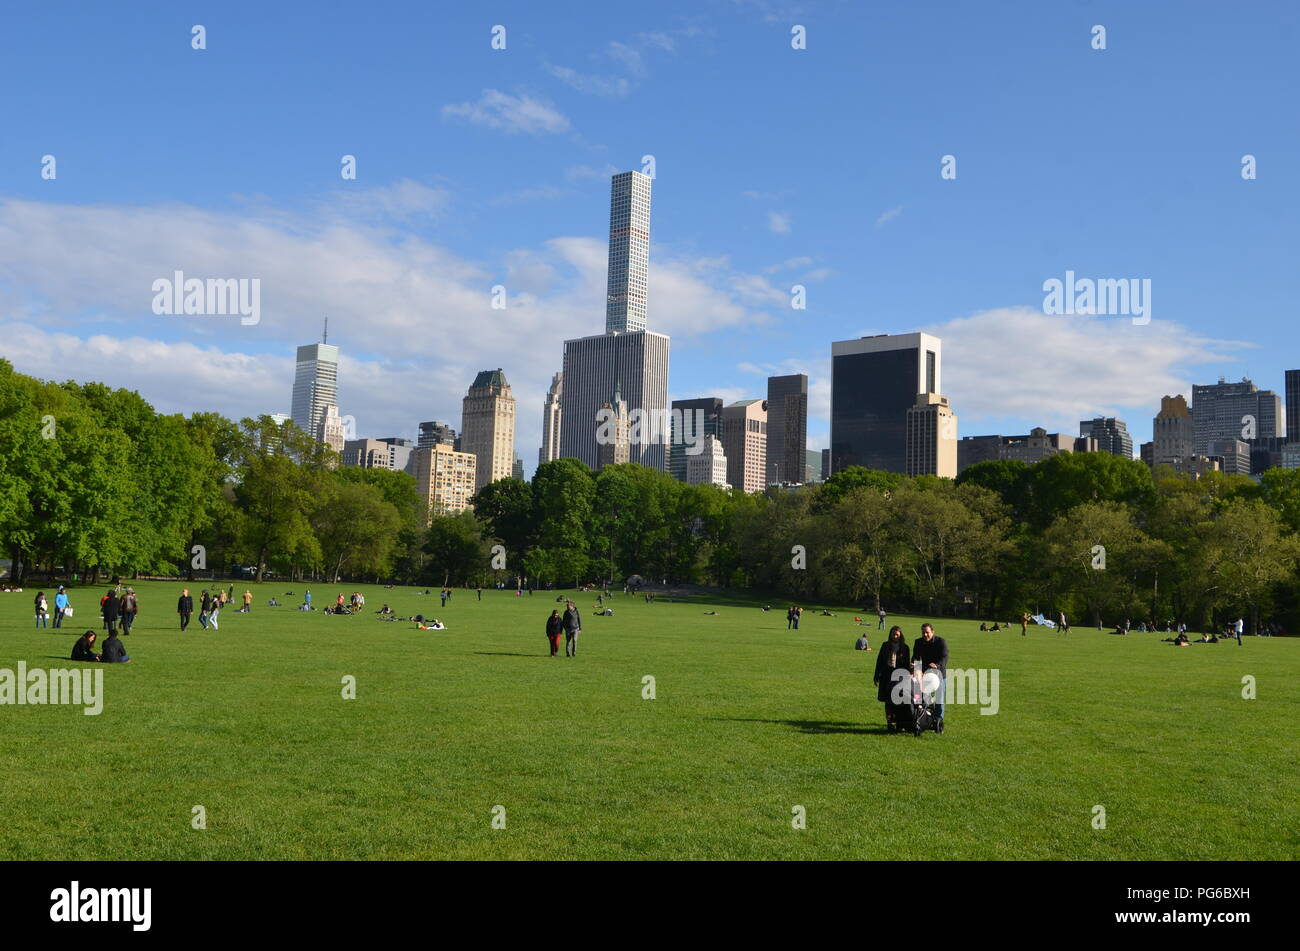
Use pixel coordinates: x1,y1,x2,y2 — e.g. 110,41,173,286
668,397,723,482
829,333,941,475
766,373,808,484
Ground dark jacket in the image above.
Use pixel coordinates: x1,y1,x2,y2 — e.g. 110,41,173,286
200,593,211,613
912,634,949,676
562,607,581,633
178,595,193,614
102,596,120,620
102,634,128,663
71,636,100,662
874,639,911,703
546,615,564,637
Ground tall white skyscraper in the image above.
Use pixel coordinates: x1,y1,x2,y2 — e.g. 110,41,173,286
539,371,563,466
560,171,670,471
291,342,339,438
606,170,651,334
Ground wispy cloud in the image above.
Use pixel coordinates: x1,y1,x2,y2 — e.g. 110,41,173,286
441,89,570,135
544,64,631,98
875,205,903,229
767,211,792,234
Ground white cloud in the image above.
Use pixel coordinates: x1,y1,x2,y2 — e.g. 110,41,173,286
0,193,786,471
441,89,571,135
606,41,646,76
875,205,903,228
767,211,791,234
565,163,621,183
926,307,1246,437
544,64,631,98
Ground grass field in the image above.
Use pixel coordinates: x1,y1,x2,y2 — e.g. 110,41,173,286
1,580,1296,860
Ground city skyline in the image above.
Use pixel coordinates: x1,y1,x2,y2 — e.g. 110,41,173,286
2,3,1297,479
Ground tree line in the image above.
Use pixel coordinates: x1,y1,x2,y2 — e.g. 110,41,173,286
4,358,1299,632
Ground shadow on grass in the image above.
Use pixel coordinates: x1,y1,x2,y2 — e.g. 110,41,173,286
713,717,890,736
472,651,540,658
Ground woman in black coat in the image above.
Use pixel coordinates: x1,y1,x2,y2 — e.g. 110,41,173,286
873,625,911,732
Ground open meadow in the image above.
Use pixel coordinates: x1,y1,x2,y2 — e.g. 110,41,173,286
1,581,1296,860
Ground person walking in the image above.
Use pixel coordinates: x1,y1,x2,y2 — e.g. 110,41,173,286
35,591,49,629
911,623,949,731
874,626,911,733
440,589,448,608
198,590,212,629
878,608,886,630
1235,617,1244,646
793,606,802,630
562,600,582,657
304,588,313,610
1058,610,1069,635
54,586,70,628
120,588,138,635
787,606,796,630
242,589,253,613
208,593,222,630
102,588,121,635
178,588,193,630
1020,612,1029,636
545,609,564,656
476,587,482,601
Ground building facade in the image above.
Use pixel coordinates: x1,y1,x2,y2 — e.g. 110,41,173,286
720,399,768,494
411,444,478,518
905,393,958,478
460,368,516,491
596,386,631,470
668,397,723,482
830,332,942,475
318,404,347,455
605,170,652,334
686,434,729,489
1192,378,1283,456
766,374,808,484
1079,417,1134,458
418,420,457,449
538,372,563,467
290,342,340,439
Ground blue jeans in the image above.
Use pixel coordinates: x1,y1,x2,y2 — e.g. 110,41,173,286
54,610,65,628
37,615,48,628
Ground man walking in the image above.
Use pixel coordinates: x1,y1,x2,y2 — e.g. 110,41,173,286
120,587,138,635
102,588,120,635
199,590,211,629
1058,610,1069,635
1235,617,1244,646
878,608,886,630
178,588,193,630
476,587,482,601
1021,612,1029,636
911,623,950,731
562,600,582,657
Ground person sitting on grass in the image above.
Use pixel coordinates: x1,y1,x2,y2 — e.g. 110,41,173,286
979,622,988,631
71,630,101,662
854,633,871,651
101,629,130,663
377,604,393,615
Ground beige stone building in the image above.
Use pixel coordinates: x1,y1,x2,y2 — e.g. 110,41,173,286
411,444,478,519
460,368,516,491
720,399,768,494
905,393,958,478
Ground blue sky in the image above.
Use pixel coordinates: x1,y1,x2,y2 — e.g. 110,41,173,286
2,0,1298,473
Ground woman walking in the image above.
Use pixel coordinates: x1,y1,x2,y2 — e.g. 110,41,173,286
873,625,911,733
35,591,49,628
545,609,564,657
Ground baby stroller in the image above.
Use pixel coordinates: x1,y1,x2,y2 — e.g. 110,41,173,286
908,662,944,737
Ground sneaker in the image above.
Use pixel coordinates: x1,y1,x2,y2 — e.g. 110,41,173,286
937,717,945,734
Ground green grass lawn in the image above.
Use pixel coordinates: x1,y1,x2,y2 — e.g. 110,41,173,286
0,579,1296,860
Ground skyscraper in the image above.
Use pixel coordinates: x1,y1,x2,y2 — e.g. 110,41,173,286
766,374,808,484
318,404,347,456
830,333,942,475
1151,395,1194,466
905,394,958,477
418,421,456,449
411,444,478,519
1079,417,1134,458
539,372,563,467
720,399,767,494
290,342,339,438
668,397,723,483
1191,378,1283,455
559,171,670,471
596,384,630,470
1286,370,1300,443
460,369,516,491
605,170,652,334
686,435,729,489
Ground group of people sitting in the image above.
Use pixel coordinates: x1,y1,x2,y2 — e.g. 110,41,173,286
70,629,130,663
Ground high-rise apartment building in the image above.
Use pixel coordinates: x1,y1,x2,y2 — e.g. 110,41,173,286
1150,395,1194,466
766,374,808,484
290,342,339,439
411,444,478,519
905,393,958,478
668,397,723,482
830,333,942,475
559,172,670,471
605,170,652,334
720,399,767,494
460,369,516,491
539,372,563,467
1191,378,1283,455
686,435,729,489
1079,417,1134,458
1286,370,1300,444
318,404,347,456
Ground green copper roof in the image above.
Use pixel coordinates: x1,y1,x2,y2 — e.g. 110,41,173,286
471,368,509,389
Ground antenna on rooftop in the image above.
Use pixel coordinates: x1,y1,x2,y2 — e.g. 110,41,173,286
323,318,328,345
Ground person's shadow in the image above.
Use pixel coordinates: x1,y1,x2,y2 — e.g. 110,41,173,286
713,717,889,736
472,651,537,658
